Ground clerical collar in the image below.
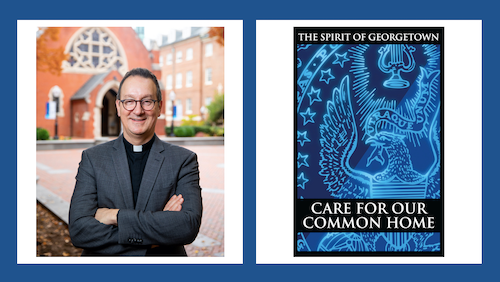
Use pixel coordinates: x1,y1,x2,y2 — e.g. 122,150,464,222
123,135,155,153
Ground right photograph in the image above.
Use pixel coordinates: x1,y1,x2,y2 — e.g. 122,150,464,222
294,27,444,256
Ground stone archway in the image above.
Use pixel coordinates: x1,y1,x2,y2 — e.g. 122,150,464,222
101,89,120,137
94,80,120,138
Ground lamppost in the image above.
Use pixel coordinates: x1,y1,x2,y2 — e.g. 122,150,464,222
200,105,206,121
170,46,176,137
169,90,176,136
52,87,61,140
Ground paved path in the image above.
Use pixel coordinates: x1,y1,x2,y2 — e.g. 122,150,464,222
36,145,224,257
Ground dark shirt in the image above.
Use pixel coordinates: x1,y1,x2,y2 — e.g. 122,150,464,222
122,135,186,256
123,135,155,207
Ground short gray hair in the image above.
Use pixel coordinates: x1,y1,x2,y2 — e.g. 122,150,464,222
117,68,162,102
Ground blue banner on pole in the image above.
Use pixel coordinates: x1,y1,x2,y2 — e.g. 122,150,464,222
45,101,56,120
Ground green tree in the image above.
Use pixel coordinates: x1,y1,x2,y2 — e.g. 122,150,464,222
206,93,224,126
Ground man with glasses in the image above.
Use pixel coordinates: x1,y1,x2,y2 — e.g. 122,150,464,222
69,68,202,256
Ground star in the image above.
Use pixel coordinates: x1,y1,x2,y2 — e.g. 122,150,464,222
297,173,309,190
307,87,322,106
297,153,309,168
332,52,349,68
300,108,316,125
319,68,335,84
297,131,311,147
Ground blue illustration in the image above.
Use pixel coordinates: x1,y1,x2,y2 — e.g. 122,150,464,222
299,107,316,125
297,231,440,252
307,87,322,105
297,131,311,147
296,40,442,253
378,44,416,89
297,173,309,190
297,153,309,168
319,69,335,84
332,52,349,68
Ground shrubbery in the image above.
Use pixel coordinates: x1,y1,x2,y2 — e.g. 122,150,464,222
165,125,224,137
173,126,195,137
166,106,225,137
213,127,224,136
164,126,172,136
36,127,50,140
192,125,211,135
207,94,224,126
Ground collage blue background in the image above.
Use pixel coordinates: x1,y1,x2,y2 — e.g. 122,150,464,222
4,0,496,280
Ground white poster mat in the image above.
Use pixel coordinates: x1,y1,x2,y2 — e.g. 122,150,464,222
256,20,482,264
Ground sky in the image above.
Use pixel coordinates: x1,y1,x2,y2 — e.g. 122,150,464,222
132,25,209,50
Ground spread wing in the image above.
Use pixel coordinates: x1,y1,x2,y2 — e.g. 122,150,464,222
319,76,370,197
425,105,441,199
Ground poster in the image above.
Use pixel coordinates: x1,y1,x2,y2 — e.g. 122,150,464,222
295,27,444,256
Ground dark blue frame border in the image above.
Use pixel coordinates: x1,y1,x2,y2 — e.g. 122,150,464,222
7,0,496,280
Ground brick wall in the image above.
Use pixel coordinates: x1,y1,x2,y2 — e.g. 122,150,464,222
159,34,224,125
202,37,225,115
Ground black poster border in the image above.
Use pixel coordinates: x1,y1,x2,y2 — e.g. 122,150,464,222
294,27,444,257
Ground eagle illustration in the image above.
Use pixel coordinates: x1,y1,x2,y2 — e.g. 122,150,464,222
318,68,440,200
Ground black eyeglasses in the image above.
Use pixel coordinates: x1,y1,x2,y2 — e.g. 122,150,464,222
120,99,157,111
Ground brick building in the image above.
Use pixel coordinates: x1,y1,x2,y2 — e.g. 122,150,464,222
159,28,224,124
36,26,223,139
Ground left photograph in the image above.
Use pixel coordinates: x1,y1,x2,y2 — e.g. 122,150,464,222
35,26,225,257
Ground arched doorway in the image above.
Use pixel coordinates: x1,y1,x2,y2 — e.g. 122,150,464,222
101,89,120,137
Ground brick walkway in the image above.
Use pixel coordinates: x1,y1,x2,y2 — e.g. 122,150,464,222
36,145,224,257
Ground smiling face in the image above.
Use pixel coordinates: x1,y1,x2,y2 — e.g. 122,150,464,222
116,75,162,145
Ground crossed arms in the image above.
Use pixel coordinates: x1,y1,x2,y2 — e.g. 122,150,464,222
95,194,184,225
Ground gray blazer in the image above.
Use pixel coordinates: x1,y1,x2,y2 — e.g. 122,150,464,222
69,134,202,256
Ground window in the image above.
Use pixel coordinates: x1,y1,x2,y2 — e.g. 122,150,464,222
205,68,213,85
166,75,172,90
205,97,212,106
186,48,193,61
205,43,213,57
176,51,182,63
167,53,172,65
159,56,163,67
176,73,182,89
186,98,192,114
186,71,193,87
63,27,126,74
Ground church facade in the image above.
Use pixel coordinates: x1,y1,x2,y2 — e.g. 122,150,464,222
36,26,223,139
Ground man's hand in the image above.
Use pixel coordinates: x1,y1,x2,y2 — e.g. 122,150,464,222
163,194,184,211
95,208,119,226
